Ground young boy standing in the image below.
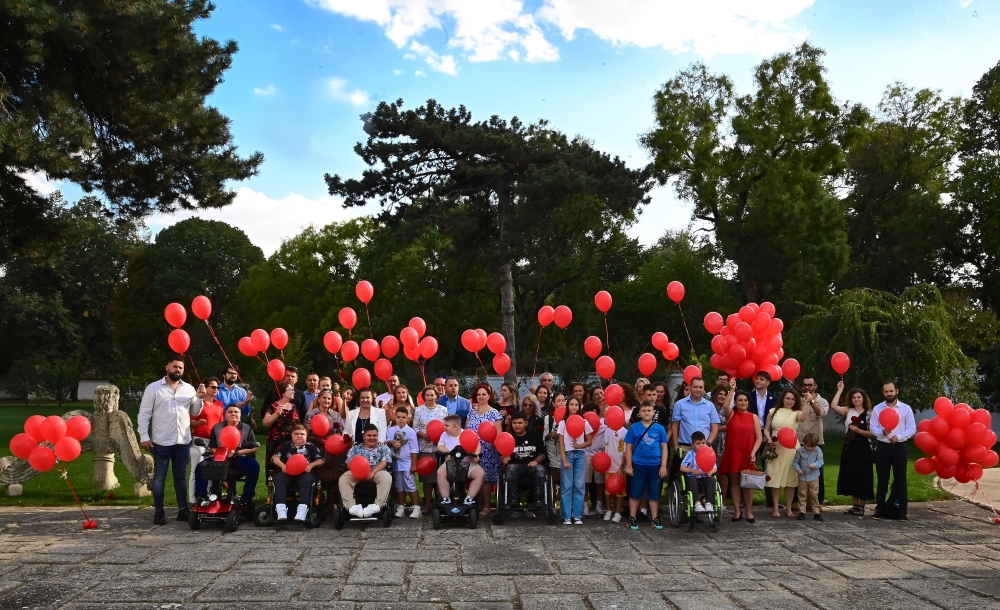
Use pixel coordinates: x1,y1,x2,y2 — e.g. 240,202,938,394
602,414,628,523
795,432,825,521
387,406,421,518
679,431,717,513
624,403,669,530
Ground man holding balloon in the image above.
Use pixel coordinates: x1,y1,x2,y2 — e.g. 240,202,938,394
194,404,260,507
870,381,916,522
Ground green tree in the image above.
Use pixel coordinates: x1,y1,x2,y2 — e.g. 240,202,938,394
326,100,650,379
840,84,965,292
1,0,262,261
641,43,857,305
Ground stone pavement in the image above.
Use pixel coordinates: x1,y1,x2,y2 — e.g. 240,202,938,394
2,501,1000,610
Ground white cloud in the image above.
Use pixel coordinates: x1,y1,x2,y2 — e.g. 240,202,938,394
410,41,458,75
253,85,277,96
960,0,973,7
328,77,372,106
415,70,426,77
393,69,403,75
271,23,284,31
20,171,61,196
150,187,362,256
310,0,810,70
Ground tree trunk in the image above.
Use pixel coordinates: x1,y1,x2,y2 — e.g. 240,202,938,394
500,261,517,383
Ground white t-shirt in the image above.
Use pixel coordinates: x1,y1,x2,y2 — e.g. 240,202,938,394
603,426,628,472
557,419,594,453
585,418,606,456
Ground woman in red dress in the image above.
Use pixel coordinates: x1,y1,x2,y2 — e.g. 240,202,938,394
720,381,762,523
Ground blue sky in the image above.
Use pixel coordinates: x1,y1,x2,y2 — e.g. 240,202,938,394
39,0,1000,254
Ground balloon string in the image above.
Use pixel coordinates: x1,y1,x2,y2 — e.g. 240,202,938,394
676,302,697,357
532,327,543,381
475,353,487,379
183,352,202,385
203,321,247,387
334,355,344,381
257,354,280,395
60,470,92,523
365,305,374,340
419,360,427,387
563,329,569,360
604,314,611,359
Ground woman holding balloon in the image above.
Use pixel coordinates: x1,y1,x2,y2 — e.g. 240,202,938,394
763,388,807,518
829,381,875,515
262,382,302,463
413,385,449,513
558,396,594,524
467,383,504,518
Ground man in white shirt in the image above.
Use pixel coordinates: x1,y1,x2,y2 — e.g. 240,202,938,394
137,356,206,526
869,381,916,522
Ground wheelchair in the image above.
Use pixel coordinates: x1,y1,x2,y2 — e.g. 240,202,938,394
332,467,395,529
492,462,559,526
665,450,723,531
188,441,258,533
253,462,324,529
430,447,478,530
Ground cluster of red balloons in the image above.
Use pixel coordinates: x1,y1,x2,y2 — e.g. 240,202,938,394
705,302,789,381
401,317,437,362
237,327,289,360
537,305,572,329
914,398,997,483
164,302,193,353
461,328,511,374
640,332,679,377
10,414,91,472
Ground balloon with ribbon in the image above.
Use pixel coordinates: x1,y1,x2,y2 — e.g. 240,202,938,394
596,356,615,380
537,306,554,327
461,329,480,353
831,352,851,375
374,358,393,381
584,336,603,359
55,437,82,462
493,353,511,375
238,337,257,357
487,332,506,355
381,335,400,358
553,306,572,329
338,307,357,332
352,367,372,389
323,331,343,354
666,281,685,303
164,303,186,328
361,338,381,362
478,421,498,444
271,328,288,351
594,290,612,313
683,365,701,386
419,336,438,359
311,414,331,437
167,329,190,354
341,340,360,361
267,359,286,381
400,326,419,347
250,329,270,353
355,280,374,304
349,455,370,479
409,317,427,339
638,353,656,377
191,296,212,321
604,384,624,407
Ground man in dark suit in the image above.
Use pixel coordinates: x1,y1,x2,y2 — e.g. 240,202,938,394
260,366,307,422
753,371,778,430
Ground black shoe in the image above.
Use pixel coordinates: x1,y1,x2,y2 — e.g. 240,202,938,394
813,513,824,522
635,511,649,523
176,508,190,522
796,512,806,521
872,511,884,521
897,513,908,522
153,509,166,526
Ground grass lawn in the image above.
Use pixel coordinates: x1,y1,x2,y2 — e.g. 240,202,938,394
1,401,951,507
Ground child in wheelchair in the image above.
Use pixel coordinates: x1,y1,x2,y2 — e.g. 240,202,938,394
271,425,325,522
436,415,485,510
679,431,717,514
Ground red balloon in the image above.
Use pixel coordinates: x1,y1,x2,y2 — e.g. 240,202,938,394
478,421,498,444
24,415,45,443
487,332,507,355
553,305,573,329
879,408,900,432
373,355,394,380
934,397,954,418
381,335,400,358
766,364,783,382
493,353,511,375
41,415,66,443
963,444,988,464
409,317,427,339
426,420,445,444
917,420,931,433
914,457,937,475
251,328,270,353
604,384,624,407
285,454,308,476
400,326,419,347
955,467,972,484
982,450,999,468
635,353,656,377
537,305,555,327
355,280,374,304
973,408,992,427
352,367,371,389
709,354,725,370
267,328,286,351
695,446,717,472
341,340,360,361
726,313,741,330
566,414,586,438
949,408,972,429
781,359,801,381
728,345,747,363
937,464,957,479
494,432,515,457
830,352,850,375
219,426,241,450
663,343,680,361
459,430,479,453
704,312,724,335
323,331,343,354
461,329,480,352
937,445,960,466
592,451,612,473
929,416,950,440
984,429,998,449
325,434,349,455
604,406,625,431
734,322,753,342
361,338,381,362
554,406,566,423
966,422,988,446
10,433,37,460
416,455,437,475
605,473,626,495
683,365,701,386
595,290,613,313
164,302,187,328
348,454,370,479
584,336,603,359
768,318,784,335
759,301,776,317
596,356,615,380
474,328,487,351
311,414,331,437
583,411,601,434
753,311,772,333
970,463,985,480
167,329,190,354
777,427,797,449
28,446,56,472
914,431,939,455
420,336,438,359
666,281,685,303
651,332,669,351
267,359,286,381
191,295,212,321
238,336,257,357
404,343,421,361
738,359,757,379
739,305,756,323
338,307,357,330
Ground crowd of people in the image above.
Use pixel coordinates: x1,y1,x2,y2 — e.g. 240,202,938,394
137,356,917,527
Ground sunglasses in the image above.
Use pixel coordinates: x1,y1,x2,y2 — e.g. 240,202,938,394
207,385,219,390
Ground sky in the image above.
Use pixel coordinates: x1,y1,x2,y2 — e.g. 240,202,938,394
36,0,1000,255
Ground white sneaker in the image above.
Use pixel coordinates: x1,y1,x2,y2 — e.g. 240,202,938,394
563,518,572,525
524,510,535,518
362,504,381,518
275,504,288,521
604,509,613,521
582,504,591,517
703,502,714,513
463,495,476,506
395,505,406,518
294,504,308,522
573,518,584,525
409,506,422,519
348,504,363,517
694,501,705,512
611,513,622,523
595,501,605,516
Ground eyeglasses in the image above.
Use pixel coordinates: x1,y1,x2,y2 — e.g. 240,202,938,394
207,385,219,390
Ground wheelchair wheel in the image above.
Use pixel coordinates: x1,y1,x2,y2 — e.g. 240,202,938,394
468,508,478,529
187,510,201,531
305,509,322,529
333,508,346,530
492,512,505,525
431,508,441,530
224,509,239,533
546,508,559,526
381,507,392,528
253,504,273,527
667,480,683,528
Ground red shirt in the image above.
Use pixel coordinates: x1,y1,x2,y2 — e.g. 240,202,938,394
192,399,224,439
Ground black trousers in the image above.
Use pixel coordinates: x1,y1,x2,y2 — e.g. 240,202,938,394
874,441,907,516
505,464,547,506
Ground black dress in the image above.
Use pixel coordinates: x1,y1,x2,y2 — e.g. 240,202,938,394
836,408,875,500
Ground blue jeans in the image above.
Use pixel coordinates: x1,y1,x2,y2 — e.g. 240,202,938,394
194,456,260,503
152,443,190,510
560,450,585,519
629,464,662,501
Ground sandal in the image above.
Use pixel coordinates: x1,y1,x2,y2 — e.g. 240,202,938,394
771,511,781,518
844,506,860,515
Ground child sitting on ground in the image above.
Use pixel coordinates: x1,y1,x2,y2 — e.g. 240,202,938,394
795,432,825,521
435,414,485,509
387,406,421,518
679,431,717,514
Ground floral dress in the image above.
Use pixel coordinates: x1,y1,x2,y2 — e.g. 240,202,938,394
467,407,503,482
712,400,727,467
264,402,300,460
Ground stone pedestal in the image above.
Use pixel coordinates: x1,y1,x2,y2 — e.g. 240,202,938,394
92,385,121,491
134,483,150,497
6,484,22,497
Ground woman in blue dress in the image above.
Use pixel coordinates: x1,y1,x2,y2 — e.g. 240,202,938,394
466,382,503,519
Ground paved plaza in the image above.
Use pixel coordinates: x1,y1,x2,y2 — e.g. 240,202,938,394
2,501,1000,610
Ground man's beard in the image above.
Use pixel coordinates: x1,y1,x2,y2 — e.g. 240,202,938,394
167,371,183,381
